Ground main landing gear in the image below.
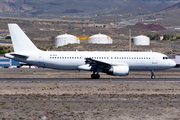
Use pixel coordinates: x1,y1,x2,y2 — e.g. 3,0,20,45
91,71,100,79
151,70,155,79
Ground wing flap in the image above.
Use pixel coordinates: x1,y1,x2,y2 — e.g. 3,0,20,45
85,58,111,66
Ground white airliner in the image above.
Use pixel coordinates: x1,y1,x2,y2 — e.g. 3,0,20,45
5,24,176,79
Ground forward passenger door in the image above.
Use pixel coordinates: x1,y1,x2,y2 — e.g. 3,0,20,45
152,53,157,64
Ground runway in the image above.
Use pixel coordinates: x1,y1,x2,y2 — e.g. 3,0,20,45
0,77,180,119
0,78,180,81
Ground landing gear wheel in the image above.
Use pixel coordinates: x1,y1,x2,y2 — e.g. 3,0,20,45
151,70,155,79
91,74,95,79
95,74,100,79
91,74,100,79
151,76,155,79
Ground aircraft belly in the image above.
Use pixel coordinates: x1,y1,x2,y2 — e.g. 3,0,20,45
129,63,156,70
44,60,81,70
129,66,146,70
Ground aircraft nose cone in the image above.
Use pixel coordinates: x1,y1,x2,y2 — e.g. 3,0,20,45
171,60,176,68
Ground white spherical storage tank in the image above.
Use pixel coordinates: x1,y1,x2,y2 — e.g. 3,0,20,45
134,35,150,45
88,33,113,44
55,33,80,48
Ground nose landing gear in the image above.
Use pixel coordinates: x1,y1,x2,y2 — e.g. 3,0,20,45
151,70,155,79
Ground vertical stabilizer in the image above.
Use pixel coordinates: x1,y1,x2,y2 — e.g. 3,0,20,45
8,24,39,53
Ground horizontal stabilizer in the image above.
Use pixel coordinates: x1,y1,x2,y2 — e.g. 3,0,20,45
10,52,28,58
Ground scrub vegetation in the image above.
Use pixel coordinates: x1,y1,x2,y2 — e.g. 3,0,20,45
0,46,13,54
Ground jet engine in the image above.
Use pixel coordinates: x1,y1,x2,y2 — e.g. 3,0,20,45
107,65,129,76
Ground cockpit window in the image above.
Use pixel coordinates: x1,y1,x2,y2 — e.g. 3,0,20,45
163,57,169,60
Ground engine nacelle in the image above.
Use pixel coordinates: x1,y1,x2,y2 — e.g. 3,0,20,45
78,64,91,71
107,65,129,76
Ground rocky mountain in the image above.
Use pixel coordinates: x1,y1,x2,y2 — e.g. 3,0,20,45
0,0,178,18
152,2,171,12
112,1,152,14
111,0,174,14
0,0,33,12
139,1,180,26
161,1,180,11
0,0,123,16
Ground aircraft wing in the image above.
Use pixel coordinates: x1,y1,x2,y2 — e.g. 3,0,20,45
85,58,114,72
85,58,111,66
85,58,128,66
84,58,128,73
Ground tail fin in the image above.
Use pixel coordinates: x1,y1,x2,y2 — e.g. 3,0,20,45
8,24,39,53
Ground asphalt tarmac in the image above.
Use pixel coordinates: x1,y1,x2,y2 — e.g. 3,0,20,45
0,74,179,119
0,78,180,81
0,68,180,72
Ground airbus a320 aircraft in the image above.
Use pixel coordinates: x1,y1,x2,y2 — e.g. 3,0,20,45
5,24,176,79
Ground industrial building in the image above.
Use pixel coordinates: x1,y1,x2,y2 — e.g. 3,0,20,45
0,57,20,68
133,35,150,45
88,33,113,44
55,33,80,48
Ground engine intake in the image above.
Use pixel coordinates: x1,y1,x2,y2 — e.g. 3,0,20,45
107,66,129,76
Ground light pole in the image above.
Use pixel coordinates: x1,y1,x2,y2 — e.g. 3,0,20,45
129,26,131,51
